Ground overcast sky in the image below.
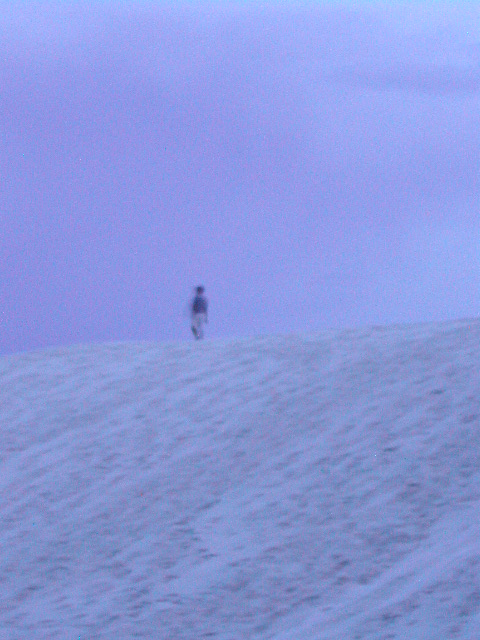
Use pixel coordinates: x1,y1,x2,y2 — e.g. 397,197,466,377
1,1,479,354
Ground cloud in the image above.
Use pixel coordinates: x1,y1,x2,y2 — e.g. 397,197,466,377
332,63,480,95
2,2,478,98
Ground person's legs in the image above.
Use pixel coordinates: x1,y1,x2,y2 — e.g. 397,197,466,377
191,313,206,339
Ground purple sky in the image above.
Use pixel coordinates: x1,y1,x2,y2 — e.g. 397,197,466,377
1,1,479,354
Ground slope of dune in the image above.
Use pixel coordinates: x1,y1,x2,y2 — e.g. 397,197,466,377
1,319,479,639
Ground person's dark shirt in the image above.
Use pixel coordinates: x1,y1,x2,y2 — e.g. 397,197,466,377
192,295,208,314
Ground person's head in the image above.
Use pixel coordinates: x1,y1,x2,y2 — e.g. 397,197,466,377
196,286,205,295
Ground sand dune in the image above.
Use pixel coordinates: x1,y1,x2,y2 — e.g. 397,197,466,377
1,319,479,638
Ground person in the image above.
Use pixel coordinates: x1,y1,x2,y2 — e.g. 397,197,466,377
191,286,208,340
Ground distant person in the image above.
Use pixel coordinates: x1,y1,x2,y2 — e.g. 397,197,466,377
191,286,208,340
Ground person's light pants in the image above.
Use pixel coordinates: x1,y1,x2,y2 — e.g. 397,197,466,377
191,313,207,339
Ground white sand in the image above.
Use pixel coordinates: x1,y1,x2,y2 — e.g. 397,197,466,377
1,318,479,638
